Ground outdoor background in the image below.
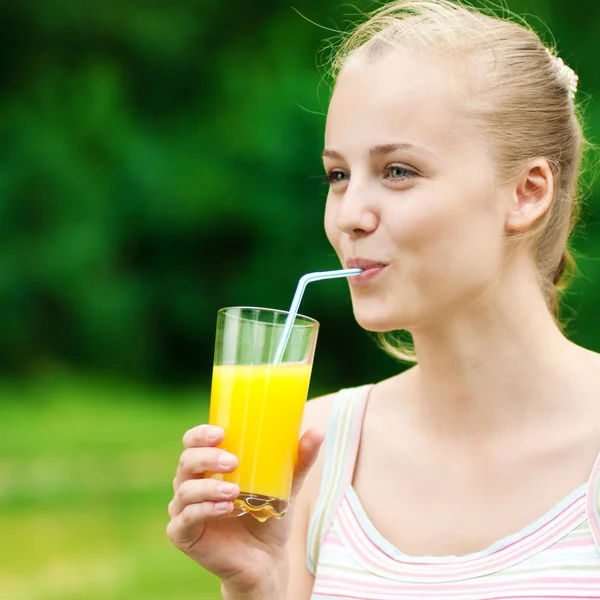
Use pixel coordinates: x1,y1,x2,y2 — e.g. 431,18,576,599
1,1,600,599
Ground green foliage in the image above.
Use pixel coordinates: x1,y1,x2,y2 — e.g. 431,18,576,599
1,0,599,388
0,376,222,599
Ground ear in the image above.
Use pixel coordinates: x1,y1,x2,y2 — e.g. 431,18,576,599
505,159,554,232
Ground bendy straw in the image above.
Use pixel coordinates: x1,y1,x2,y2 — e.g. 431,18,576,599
273,269,362,364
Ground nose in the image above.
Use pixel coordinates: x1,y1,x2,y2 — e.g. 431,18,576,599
333,180,379,237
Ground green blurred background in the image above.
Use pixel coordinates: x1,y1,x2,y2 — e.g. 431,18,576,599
1,1,599,598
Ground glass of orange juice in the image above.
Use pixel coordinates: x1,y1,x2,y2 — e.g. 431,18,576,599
208,306,319,522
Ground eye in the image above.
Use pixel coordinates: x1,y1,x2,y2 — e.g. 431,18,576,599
386,165,415,180
324,169,349,185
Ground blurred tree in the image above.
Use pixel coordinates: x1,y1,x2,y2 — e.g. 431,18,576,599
0,0,598,389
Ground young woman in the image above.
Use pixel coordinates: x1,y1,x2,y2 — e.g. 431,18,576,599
167,1,600,598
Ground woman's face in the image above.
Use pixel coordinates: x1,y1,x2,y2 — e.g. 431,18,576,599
323,49,511,332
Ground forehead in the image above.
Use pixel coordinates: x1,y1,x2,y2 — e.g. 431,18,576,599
325,49,465,155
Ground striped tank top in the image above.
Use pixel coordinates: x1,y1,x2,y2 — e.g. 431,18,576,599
306,384,600,599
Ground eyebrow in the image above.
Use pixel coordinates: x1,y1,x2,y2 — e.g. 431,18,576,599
321,143,437,160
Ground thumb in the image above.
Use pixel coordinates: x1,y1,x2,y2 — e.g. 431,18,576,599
290,428,325,499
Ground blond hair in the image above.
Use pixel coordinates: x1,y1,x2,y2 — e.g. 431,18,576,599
327,0,587,363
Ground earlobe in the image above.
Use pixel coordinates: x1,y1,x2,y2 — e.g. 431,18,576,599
505,159,554,232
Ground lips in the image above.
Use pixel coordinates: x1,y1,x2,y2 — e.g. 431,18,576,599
347,257,388,271
346,257,388,287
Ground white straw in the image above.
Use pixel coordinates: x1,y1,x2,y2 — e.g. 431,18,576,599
273,269,362,364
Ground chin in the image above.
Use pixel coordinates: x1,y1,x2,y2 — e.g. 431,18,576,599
352,308,408,333
351,296,423,333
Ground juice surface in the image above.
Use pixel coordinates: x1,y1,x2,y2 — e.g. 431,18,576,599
209,363,312,500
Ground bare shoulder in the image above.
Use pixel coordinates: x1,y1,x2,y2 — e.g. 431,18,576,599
301,392,339,434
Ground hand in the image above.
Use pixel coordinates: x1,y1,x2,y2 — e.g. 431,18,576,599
167,424,324,594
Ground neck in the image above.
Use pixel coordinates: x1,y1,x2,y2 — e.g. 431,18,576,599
407,267,586,440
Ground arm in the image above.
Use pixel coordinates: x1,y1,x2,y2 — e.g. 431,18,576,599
220,467,316,600
287,393,337,600
222,497,315,600
221,394,336,600
287,476,317,599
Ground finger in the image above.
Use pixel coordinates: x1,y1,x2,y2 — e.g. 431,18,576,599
182,424,224,449
167,499,234,550
178,447,238,476
174,447,238,490
290,428,325,498
169,478,240,518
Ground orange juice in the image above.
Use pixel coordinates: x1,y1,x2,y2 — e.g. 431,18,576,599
208,363,312,519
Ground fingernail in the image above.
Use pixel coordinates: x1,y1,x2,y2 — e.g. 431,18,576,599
215,501,230,512
219,452,236,467
218,482,236,496
206,426,220,441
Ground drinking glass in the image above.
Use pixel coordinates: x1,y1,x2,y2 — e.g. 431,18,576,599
208,306,319,522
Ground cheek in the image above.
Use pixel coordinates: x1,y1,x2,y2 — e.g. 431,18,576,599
389,189,503,282
386,197,454,251
324,198,340,249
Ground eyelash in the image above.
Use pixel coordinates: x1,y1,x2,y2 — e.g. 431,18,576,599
323,165,416,186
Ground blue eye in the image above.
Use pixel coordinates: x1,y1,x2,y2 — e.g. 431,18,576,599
388,165,413,179
324,165,416,187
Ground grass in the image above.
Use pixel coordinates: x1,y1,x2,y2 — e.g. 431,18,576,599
0,375,222,600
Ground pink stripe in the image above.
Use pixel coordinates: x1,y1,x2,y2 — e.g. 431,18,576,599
312,427,600,597
552,537,596,550
312,592,366,599
315,579,600,600
312,592,373,600
322,533,345,547
343,494,585,578
586,454,600,550
337,494,586,580
337,502,397,574
484,596,600,599
316,572,600,595
351,490,585,564
481,494,586,557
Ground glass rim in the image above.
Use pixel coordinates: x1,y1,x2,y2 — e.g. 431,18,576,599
217,305,319,327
